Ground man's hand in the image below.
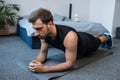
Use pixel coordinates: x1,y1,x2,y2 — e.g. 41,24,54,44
29,60,45,73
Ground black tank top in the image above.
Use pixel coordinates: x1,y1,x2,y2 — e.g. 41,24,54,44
45,25,92,57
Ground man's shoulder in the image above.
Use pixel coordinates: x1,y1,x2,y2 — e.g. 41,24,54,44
55,24,69,27
55,24,76,31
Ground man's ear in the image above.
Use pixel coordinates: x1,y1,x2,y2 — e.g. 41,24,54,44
48,21,53,25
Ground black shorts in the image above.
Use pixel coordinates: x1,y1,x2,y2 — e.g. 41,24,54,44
77,32,101,57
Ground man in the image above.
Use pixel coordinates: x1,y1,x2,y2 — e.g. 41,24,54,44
28,8,113,73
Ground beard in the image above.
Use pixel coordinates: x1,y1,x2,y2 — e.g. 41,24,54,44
36,26,50,39
37,34,46,39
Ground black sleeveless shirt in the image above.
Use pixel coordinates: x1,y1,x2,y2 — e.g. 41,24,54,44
45,25,99,57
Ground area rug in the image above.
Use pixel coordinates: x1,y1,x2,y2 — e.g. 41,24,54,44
16,48,113,80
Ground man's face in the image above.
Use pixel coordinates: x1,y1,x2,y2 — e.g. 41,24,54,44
32,19,49,39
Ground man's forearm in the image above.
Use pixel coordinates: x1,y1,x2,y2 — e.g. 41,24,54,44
36,52,47,63
36,40,48,63
42,62,74,73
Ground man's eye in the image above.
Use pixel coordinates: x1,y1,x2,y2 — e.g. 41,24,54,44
34,28,41,31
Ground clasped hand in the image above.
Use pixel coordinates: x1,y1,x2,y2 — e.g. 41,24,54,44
29,60,44,73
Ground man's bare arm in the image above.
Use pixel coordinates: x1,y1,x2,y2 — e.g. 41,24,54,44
29,31,78,73
35,39,49,63
44,31,78,72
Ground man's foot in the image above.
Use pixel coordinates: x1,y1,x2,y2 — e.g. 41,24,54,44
104,33,114,49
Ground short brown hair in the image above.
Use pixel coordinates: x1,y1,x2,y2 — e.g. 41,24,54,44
28,8,53,24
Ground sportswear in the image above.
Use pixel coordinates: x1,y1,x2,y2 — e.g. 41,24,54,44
45,25,101,58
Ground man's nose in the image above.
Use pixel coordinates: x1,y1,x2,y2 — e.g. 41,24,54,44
34,32,40,36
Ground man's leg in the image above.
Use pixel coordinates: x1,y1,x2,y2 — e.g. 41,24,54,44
93,34,113,49
98,35,110,43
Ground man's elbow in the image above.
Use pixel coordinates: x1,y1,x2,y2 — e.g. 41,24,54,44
66,62,74,70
